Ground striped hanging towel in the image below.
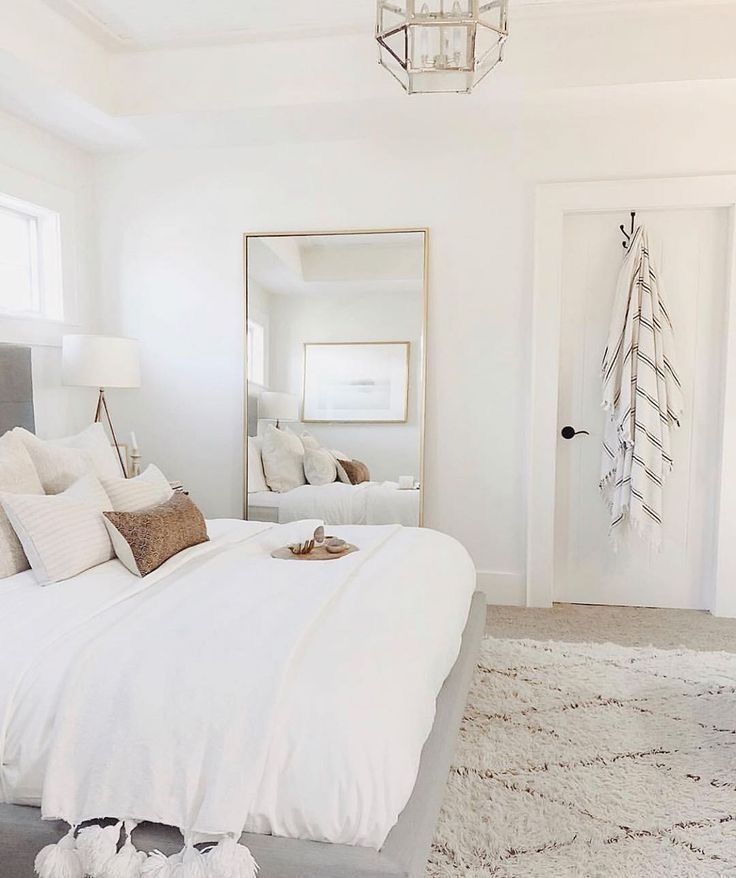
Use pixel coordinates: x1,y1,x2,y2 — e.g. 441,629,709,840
600,226,684,548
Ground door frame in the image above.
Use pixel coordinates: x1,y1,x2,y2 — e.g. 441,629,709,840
527,175,736,617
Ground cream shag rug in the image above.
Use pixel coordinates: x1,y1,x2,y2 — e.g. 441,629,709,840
429,638,736,877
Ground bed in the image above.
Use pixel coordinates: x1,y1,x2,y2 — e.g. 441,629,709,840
248,481,421,526
0,517,483,878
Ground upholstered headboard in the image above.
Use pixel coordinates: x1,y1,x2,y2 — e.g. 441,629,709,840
0,344,34,435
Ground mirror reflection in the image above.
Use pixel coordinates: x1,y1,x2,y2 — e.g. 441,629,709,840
245,230,426,526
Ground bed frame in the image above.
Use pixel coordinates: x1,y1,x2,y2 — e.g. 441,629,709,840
0,591,485,878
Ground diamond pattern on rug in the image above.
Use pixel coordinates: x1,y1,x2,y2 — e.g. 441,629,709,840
429,637,736,877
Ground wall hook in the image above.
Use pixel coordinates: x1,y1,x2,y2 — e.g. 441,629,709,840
619,211,637,249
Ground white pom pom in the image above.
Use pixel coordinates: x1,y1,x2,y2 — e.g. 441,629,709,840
76,823,122,876
102,842,146,878
206,837,259,878
34,828,84,878
175,845,209,878
140,851,179,878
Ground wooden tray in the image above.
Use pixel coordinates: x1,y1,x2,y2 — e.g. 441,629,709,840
270,544,359,561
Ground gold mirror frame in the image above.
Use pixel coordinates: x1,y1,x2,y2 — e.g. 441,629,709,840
242,228,429,526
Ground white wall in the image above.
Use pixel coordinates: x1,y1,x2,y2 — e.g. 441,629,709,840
0,109,99,437
93,92,736,602
264,287,422,483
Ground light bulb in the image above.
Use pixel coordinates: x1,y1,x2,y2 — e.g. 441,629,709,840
452,1,463,67
420,2,430,67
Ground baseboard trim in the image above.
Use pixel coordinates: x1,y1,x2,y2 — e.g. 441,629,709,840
476,571,526,606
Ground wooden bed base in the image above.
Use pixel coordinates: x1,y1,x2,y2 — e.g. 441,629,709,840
0,591,486,878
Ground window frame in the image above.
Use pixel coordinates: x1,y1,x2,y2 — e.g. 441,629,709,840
0,191,63,322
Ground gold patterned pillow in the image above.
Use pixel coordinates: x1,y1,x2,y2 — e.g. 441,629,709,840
103,492,209,577
337,459,370,485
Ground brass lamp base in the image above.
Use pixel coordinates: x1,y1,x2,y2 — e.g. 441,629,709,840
94,387,128,478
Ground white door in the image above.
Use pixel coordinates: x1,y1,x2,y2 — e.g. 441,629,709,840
554,208,729,609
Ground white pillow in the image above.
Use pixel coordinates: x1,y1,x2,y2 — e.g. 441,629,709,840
261,424,306,493
13,424,120,494
101,464,173,512
303,447,337,486
0,432,45,578
48,423,121,480
0,474,114,585
248,437,269,493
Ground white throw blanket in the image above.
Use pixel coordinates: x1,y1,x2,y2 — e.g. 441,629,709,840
24,520,403,877
600,226,684,547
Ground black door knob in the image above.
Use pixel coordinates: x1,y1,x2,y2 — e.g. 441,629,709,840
561,426,590,439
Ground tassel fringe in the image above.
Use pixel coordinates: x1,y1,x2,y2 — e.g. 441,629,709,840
35,823,258,878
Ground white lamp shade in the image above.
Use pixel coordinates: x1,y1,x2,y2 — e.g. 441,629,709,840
62,335,141,389
258,391,299,422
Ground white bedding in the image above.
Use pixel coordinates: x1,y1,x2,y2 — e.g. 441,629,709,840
250,481,421,526
0,518,475,849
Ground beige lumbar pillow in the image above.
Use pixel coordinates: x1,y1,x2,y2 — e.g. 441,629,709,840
261,424,307,493
13,424,121,494
103,492,209,577
0,474,114,585
101,464,173,512
0,431,45,578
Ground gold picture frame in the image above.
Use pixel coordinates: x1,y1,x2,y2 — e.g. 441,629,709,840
302,341,411,424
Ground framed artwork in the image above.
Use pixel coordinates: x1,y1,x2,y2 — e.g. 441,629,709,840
302,342,410,423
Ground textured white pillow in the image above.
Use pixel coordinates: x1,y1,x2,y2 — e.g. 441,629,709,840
101,464,173,512
0,474,114,585
13,424,120,494
0,432,45,578
248,437,269,493
303,446,337,487
261,425,306,493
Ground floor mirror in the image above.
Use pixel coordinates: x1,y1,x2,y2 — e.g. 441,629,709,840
243,229,428,526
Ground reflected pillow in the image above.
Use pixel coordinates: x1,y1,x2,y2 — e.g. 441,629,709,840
14,424,120,494
304,447,337,487
248,437,269,493
0,432,45,578
103,492,209,577
338,459,371,485
101,464,173,512
0,474,114,585
261,425,306,493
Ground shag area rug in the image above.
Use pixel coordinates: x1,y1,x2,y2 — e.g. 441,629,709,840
429,637,736,877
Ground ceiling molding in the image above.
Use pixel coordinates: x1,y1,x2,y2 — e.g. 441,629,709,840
42,0,736,53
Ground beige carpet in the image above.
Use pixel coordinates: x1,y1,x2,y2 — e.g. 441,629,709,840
429,636,736,877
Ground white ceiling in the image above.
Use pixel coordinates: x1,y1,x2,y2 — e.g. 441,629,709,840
45,0,717,49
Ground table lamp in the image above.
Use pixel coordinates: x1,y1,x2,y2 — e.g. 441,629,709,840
62,334,141,477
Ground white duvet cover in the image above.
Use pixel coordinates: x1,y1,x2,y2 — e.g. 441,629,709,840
0,519,475,850
275,481,421,526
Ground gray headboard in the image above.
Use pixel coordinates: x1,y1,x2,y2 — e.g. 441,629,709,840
0,345,34,435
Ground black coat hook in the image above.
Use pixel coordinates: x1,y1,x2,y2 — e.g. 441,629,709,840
620,211,637,249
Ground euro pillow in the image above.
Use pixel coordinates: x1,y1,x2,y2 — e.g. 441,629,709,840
0,474,114,585
261,424,306,493
103,492,209,577
248,436,269,493
101,464,173,512
0,431,45,578
14,424,120,493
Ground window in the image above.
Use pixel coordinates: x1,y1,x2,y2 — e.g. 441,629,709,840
247,319,266,386
0,192,63,320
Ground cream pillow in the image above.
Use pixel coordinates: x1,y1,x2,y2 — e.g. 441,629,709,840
261,425,306,493
1,474,114,585
101,464,173,512
0,432,45,578
303,447,338,487
13,424,120,494
248,437,269,493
